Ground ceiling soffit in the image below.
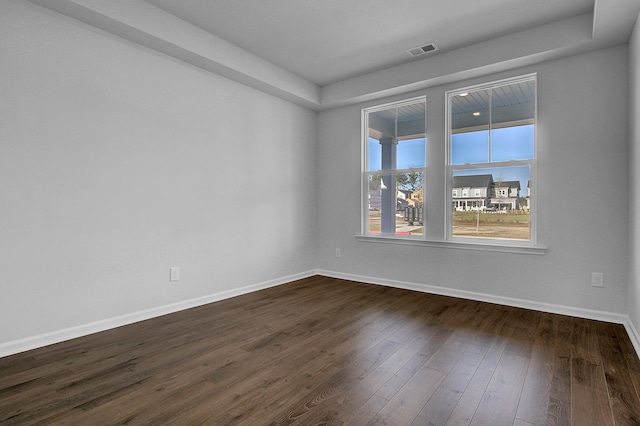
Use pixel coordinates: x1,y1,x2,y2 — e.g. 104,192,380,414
24,0,640,110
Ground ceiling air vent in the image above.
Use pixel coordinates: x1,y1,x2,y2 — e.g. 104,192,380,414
407,42,439,57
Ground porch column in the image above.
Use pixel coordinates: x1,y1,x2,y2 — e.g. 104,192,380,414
380,137,397,234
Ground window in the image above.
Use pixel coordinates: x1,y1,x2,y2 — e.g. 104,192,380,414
363,97,426,237
359,75,541,253
447,74,536,243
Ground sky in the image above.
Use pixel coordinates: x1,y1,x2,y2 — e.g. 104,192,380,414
368,137,425,170
367,125,533,191
450,126,534,164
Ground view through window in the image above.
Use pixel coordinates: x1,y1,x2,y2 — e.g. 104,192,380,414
447,75,536,242
363,97,426,236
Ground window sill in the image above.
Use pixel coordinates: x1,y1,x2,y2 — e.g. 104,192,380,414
355,234,546,255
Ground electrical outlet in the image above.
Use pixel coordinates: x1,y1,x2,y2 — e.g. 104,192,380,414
335,248,341,258
591,272,603,288
170,267,180,282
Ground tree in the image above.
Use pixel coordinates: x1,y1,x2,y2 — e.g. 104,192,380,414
398,171,423,192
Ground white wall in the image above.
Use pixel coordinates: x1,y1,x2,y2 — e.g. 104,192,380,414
1,0,635,356
0,1,317,347
628,12,640,333
317,46,629,316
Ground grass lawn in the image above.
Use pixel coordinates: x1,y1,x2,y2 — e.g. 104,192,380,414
453,211,530,224
367,210,529,239
453,211,530,240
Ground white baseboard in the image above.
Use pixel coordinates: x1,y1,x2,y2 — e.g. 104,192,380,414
316,269,640,358
0,270,316,358
4,269,640,362
623,316,640,359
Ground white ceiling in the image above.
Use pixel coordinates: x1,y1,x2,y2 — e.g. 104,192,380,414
145,0,596,85
26,0,640,109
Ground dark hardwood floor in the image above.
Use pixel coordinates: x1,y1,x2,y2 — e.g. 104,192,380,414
2,275,640,425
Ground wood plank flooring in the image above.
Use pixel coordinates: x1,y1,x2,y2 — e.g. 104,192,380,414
2,275,640,425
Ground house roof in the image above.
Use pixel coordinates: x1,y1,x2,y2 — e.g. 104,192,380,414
496,181,521,190
452,174,493,189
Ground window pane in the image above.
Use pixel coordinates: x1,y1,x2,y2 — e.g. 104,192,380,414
450,89,490,131
367,172,424,236
451,130,489,164
368,137,382,171
451,166,530,241
491,125,534,161
363,97,426,238
490,79,535,161
447,76,535,244
450,88,490,165
397,137,426,168
366,107,395,172
490,80,535,127
367,173,398,234
366,99,426,172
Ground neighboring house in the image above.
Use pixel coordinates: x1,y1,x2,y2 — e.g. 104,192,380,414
369,180,410,211
409,188,423,206
451,174,493,211
451,174,522,211
376,173,522,212
398,189,412,200
491,180,521,211
397,189,412,210
368,180,382,210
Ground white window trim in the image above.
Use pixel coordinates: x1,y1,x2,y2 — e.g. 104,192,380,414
445,73,539,249
355,234,546,255
361,96,427,238
357,75,546,255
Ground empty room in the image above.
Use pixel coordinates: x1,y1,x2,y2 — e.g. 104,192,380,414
2,0,640,424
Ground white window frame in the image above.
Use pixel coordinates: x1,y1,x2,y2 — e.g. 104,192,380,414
445,74,538,247
357,75,544,255
361,96,426,239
